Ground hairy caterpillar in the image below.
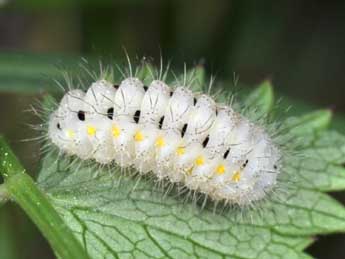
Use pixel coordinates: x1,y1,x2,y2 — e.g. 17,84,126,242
47,63,281,206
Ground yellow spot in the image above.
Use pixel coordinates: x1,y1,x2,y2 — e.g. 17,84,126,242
155,137,165,148
215,164,226,175
232,171,241,182
176,146,185,156
112,125,121,138
66,129,75,139
87,125,96,136
195,156,204,166
134,131,144,142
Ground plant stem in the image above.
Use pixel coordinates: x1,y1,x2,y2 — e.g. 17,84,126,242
0,184,9,206
0,135,89,259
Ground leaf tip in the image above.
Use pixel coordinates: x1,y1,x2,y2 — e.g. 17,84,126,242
315,109,333,129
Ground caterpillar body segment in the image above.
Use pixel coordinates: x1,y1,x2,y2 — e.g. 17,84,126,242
49,76,281,205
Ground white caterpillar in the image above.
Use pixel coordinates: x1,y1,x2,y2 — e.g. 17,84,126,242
48,73,281,206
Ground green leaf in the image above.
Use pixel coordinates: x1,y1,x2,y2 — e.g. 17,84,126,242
135,63,157,86
37,137,345,258
285,130,345,191
177,65,206,92
284,109,332,135
191,65,206,92
244,80,274,118
280,110,345,191
34,91,345,259
37,152,318,259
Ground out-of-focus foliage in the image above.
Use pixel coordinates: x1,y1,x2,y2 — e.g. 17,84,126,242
0,210,18,259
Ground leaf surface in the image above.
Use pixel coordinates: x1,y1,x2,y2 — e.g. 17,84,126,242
36,81,345,259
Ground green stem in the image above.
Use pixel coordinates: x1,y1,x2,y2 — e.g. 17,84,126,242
0,184,9,206
0,135,89,259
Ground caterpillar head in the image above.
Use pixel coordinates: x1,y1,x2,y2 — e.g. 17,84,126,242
48,80,116,159
48,89,89,156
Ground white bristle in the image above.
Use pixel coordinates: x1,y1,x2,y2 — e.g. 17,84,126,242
48,77,281,206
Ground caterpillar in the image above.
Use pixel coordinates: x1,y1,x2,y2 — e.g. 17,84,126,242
47,64,281,206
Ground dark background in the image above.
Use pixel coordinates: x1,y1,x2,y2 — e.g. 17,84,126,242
0,1,344,258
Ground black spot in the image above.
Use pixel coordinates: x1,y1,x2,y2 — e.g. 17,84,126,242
223,149,230,159
243,159,249,168
215,108,218,116
193,97,197,105
158,116,164,129
143,85,148,92
274,165,278,170
113,84,119,89
133,110,141,123
202,135,209,148
77,110,85,121
170,91,174,97
56,123,61,130
107,107,114,120
181,123,188,137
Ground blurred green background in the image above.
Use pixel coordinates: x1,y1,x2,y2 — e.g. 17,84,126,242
0,1,344,258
